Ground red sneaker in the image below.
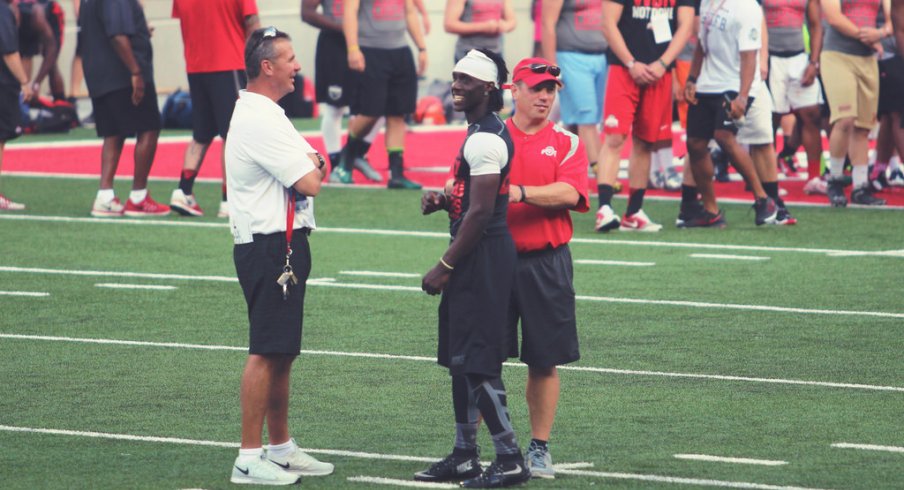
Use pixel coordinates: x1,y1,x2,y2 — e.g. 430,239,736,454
124,194,171,216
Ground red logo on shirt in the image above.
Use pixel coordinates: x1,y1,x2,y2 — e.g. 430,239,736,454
632,0,677,7
574,0,602,31
331,0,344,18
471,0,503,22
372,0,404,21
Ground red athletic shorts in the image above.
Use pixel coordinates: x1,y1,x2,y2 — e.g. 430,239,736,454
602,64,673,143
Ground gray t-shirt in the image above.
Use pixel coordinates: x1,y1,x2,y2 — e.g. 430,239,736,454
358,0,407,49
555,0,607,54
321,0,342,24
79,0,154,98
823,0,881,57
454,0,504,61
769,27,805,53
0,2,19,88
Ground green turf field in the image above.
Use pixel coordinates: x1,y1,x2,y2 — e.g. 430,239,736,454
0,175,902,489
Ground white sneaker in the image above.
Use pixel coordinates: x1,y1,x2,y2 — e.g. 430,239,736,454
594,204,620,232
0,194,25,211
620,209,663,232
230,454,301,486
268,439,334,476
803,176,827,195
91,197,125,217
170,188,204,217
663,167,682,191
217,201,229,218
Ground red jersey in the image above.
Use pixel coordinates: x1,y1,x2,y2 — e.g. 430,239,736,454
173,0,258,73
505,120,589,253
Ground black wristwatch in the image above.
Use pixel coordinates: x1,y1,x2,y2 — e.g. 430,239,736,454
315,153,326,170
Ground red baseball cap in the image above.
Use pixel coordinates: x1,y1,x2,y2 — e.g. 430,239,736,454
511,57,563,88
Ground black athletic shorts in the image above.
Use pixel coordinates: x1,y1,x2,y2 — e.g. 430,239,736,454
0,85,22,142
350,46,417,117
187,70,246,143
315,30,355,108
234,229,312,356
687,92,754,140
507,245,580,368
91,82,161,137
878,57,904,117
19,1,63,57
437,233,516,377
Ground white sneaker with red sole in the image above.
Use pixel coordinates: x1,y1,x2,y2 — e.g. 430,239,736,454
91,197,125,217
620,209,663,232
594,204,620,232
0,194,25,211
170,188,204,217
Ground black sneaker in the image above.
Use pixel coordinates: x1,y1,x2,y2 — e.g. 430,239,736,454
753,197,778,226
775,206,798,225
826,176,848,207
683,209,727,228
676,199,704,228
461,459,531,488
387,176,423,190
850,185,887,206
414,452,481,482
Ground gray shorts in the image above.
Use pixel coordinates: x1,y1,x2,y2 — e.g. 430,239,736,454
507,245,580,368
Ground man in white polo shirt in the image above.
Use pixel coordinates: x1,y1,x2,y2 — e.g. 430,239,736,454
225,26,333,486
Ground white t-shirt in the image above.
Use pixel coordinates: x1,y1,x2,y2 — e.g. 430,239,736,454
225,90,318,243
697,0,763,94
463,132,509,176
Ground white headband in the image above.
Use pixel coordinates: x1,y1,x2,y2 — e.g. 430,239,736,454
453,50,498,86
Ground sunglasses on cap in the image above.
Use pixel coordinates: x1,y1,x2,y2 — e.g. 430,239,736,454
262,26,277,38
524,63,561,77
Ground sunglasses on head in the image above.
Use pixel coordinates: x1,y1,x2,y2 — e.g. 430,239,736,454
525,63,561,77
262,26,277,39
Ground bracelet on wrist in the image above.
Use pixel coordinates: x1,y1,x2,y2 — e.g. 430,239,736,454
518,185,526,203
439,258,454,271
686,75,697,84
348,44,360,52
658,59,668,70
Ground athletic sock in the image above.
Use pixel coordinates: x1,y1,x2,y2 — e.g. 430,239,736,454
320,104,344,155
237,447,263,465
467,375,521,461
852,165,868,188
96,188,115,202
597,184,614,209
179,169,198,195
829,156,845,178
221,183,228,202
267,439,295,459
328,152,342,170
680,184,698,206
340,133,364,171
530,439,548,451
451,375,479,455
657,147,674,170
129,189,147,204
807,154,821,179
762,181,785,207
870,161,888,181
388,148,404,180
626,188,645,216
358,140,373,159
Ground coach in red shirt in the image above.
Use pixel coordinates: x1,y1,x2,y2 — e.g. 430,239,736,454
505,57,589,480
169,0,259,219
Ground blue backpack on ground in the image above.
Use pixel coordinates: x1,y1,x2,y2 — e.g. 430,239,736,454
161,89,193,129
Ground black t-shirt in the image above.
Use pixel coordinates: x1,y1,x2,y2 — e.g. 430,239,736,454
79,0,154,98
0,2,18,87
606,0,696,67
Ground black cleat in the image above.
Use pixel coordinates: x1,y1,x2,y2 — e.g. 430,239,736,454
676,199,704,228
774,206,798,225
826,176,848,207
682,209,727,228
461,460,531,488
414,452,482,482
850,185,887,206
753,197,778,226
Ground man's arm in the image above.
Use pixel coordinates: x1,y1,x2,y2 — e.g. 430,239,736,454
511,182,580,209
802,0,823,86
413,0,430,35
244,14,260,38
422,174,500,295
301,0,342,32
405,0,428,76
110,35,145,105
444,0,496,35
645,4,695,82
684,40,704,104
2,52,33,101
540,0,563,63
291,154,325,196
731,49,757,118
343,0,364,71
821,0,861,38
893,0,904,51
500,0,517,33
759,17,769,82
27,4,59,90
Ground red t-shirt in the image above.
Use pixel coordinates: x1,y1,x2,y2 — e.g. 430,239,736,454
173,0,258,73
505,119,590,253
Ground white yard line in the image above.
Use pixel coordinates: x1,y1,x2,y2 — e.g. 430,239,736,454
1,333,902,393
347,477,457,489
673,454,788,466
575,259,656,267
831,443,904,454
3,213,903,257
95,283,177,291
0,425,828,490
339,271,422,278
3,265,903,319
690,254,771,261
0,291,49,297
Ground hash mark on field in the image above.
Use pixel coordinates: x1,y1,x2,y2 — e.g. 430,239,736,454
348,477,456,488
2,333,903,393
690,254,771,261
0,291,49,297
340,271,421,278
831,443,904,453
0,425,828,490
575,259,656,267
5,266,904,319
673,454,788,466
95,283,177,291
